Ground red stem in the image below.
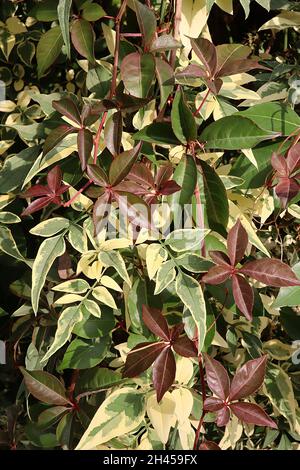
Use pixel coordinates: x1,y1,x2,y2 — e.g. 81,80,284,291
193,88,211,117
63,179,93,207
64,1,128,207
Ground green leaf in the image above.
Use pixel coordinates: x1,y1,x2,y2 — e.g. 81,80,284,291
273,262,300,307
120,52,155,98
237,102,300,136
126,277,147,334
175,271,206,352
155,57,174,110
0,146,41,193
200,115,280,150
71,19,95,64
58,0,72,59
41,305,83,364
109,143,141,186
171,89,197,144
37,26,63,78
264,364,296,430
30,0,59,21
32,234,66,314
82,3,106,21
60,337,110,370
169,154,197,205
17,40,35,66
229,140,289,189
280,307,300,340
20,367,70,406
175,253,212,273
30,218,70,237
73,307,115,339
43,125,76,156
198,159,229,237
134,0,156,49
76,368,124,394
133,122,180,145
76,387,145,450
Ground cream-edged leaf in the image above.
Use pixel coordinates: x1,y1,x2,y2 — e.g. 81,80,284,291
32,235,66,314
52,279,90,294
100,275,123,292
30,217,69,237
76,387,145,450
146,244,168,280
92,286,117,309
41,305,83,364
146,392,176,445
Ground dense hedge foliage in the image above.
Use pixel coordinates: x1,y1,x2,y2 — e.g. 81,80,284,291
0,0,300,451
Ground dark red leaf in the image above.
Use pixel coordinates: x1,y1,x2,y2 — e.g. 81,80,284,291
240,259,300,287
227,220,248,266
215,407,230,427
43,124,75,156
232,274,254,321
56,184,70,196
153,347,176,402
199,440,221,450
47,166,62,194
114,191,154,232
203,353,230,400
21,196,53,216
275,177,299,206
173,335,197,357
209,250,231,267
142,305,170,341
71,19,95,64
87,164,109,187
202,265,232,285
52,98,82,126
204,397,225,412
286,142,300,174
271,152,288,177
104,111,122,157
190,38,217,77
109,143,142,187
155,162,173,187
128,163,155,189
217,58,270,78
77,128,93,170
123,342,167,378
159,180,181,196
113,180,148,195
20,185,52,198
175,64,207,80
230,402,277,429
170,323,184,340
229,355,267,401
